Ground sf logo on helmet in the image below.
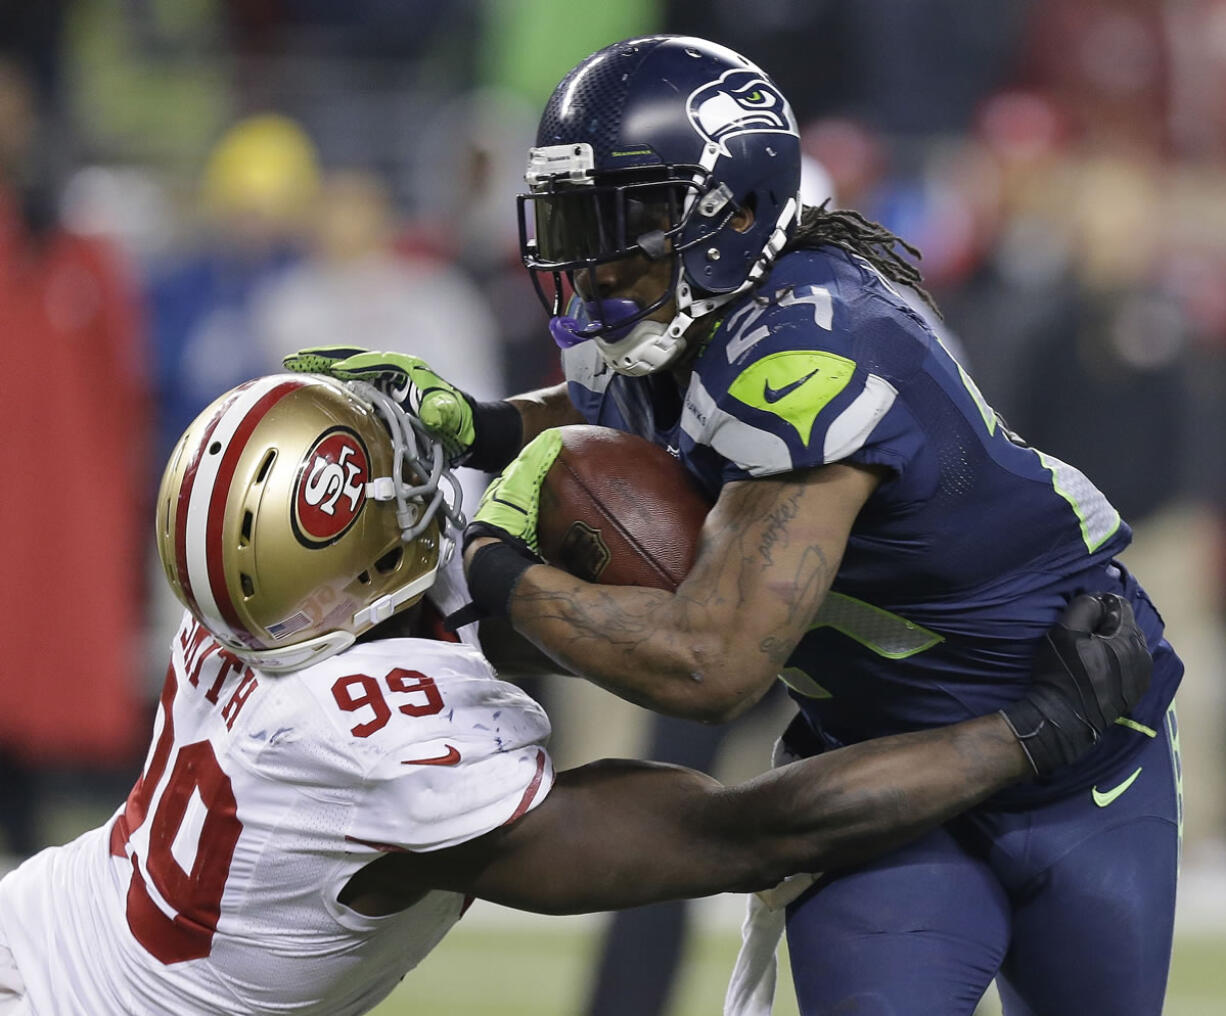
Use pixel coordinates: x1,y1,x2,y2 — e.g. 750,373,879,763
294,428,369,546
687,68,796,156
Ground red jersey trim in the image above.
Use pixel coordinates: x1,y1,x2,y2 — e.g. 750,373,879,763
505,749,548,825
343,835,409,854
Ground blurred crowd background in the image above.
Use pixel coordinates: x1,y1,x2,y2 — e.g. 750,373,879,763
2,0,1226,1003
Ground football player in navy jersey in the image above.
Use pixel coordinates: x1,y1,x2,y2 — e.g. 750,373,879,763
286,35,1183,1016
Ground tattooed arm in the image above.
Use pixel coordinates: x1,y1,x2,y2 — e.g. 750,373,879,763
507,382,586,446
471,462,884,722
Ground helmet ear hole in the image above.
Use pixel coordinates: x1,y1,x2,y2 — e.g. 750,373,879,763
254,449,276,484
241,573,255,598
739,192,758,219
374,545,403,575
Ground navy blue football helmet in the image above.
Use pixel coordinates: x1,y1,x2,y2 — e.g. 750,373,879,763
518,35,801,375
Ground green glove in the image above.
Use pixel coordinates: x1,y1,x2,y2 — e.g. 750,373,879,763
466,429,564,557
283,347,476,462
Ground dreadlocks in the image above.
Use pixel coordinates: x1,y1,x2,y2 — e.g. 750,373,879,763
782,202,940,314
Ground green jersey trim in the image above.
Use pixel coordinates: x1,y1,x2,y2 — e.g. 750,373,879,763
1038,452,1122,553
779,592,944,699
728,350,855,446
813,592,945,659
1115,717,1157,738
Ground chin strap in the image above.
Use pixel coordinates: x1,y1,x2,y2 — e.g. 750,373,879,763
550,295,693,377
596,317,690,376
551,192,800,377
603,196,800,377
676,194,797,320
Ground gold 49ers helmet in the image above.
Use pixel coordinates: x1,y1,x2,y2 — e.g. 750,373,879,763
156,373,464,672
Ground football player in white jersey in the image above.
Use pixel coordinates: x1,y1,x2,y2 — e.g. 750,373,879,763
0,373,1148,1016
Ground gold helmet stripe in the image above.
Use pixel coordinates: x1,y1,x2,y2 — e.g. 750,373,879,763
179,376,307,647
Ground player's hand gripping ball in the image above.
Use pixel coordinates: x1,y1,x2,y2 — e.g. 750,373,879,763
466,428,563,558
462,426,711,617
535,426,711,590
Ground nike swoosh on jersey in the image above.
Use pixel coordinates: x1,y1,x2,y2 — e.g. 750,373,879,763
763,367,822,404
402,744,461,766
1091,766,1142,807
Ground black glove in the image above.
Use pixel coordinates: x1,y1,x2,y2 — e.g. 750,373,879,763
1001,593,1152,777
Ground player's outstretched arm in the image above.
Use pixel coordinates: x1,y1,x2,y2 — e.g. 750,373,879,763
376,714,1025,915
345,595,1149,915
283,346,581,469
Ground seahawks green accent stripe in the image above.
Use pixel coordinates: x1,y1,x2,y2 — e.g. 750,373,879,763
1166,704,1183,870
1115,716,1157,738
954,358,997,435
810,592,943,659
692,316,724,360
778,594,942,697
728,350,855,446
952,358,1121,554
777,667,832,699
1038,452,1122,553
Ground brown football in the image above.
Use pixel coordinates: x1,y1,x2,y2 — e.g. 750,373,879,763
537,426,711,591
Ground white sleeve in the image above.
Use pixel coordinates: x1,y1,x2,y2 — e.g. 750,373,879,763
424,548,481,649
344,671,555,853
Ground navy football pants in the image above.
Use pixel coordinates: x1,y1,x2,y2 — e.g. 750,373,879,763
785,708,1182,1016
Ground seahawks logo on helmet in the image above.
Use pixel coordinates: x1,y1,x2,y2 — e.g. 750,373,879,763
687,68,797,157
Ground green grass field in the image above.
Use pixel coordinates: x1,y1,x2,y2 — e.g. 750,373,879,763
371,909,1226,1016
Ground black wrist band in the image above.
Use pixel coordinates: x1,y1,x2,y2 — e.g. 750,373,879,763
464,540,537,618
465,398,524,472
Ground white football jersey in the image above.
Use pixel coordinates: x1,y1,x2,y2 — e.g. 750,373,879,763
0,599,554,1015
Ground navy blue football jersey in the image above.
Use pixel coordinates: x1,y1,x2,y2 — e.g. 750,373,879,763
562,245,1182,803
